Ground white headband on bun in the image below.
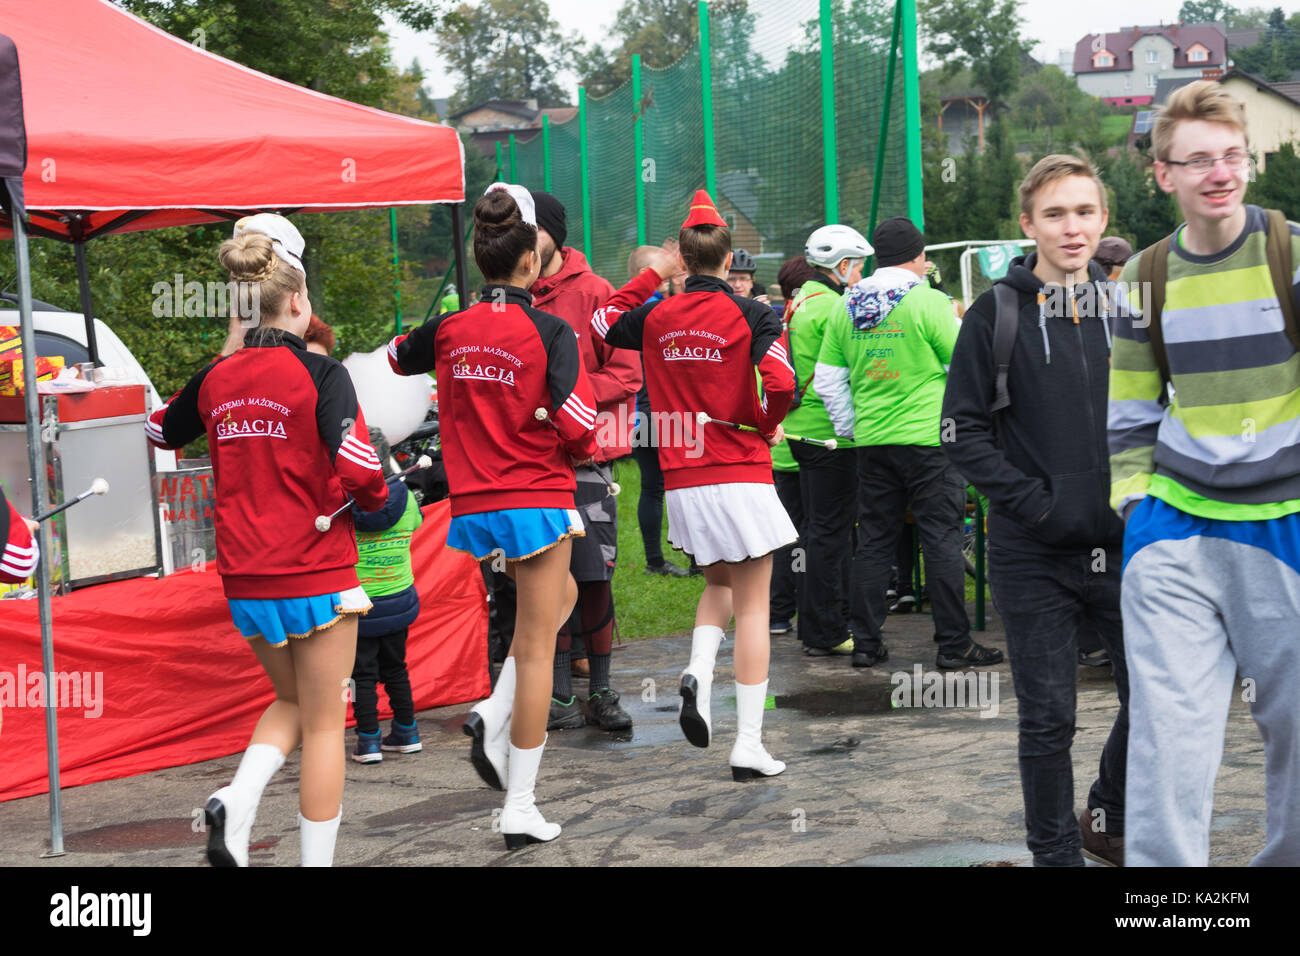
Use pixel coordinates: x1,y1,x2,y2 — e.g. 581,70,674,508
483,182,537,227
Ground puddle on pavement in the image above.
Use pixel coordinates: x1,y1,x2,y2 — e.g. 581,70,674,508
774,686,896,717
548,720,683,751
65,818,202,852
853,840,1030,867
806,736,861,755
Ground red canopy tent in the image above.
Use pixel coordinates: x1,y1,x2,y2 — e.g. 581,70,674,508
0,0,470,359
0,0,465,239
0,0,480,854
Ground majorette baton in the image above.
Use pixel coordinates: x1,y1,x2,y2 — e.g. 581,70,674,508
695,411,838,449
313,455,433,533
534,407,621,496
33,478,109,521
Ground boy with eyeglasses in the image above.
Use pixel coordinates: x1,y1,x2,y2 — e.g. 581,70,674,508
1110,80,1300,866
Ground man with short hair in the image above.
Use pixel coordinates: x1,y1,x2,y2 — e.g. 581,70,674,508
942,157,1128,866
819,216,1002,671
1110,81,1300,866
529,191,641,733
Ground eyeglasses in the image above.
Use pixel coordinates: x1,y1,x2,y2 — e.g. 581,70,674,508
1164,152,1252,174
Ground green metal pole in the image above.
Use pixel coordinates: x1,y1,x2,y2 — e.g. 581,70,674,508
509,133,517,181
389,207,403,333
866,0,903,272
819,0,838,223
494,140,503,181
543,113,552,192
579,86,592,260
901,0,924,229
699,0,716,197
633,53,647,245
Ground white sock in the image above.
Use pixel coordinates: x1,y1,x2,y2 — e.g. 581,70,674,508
300,808,342,867
734,679,770,745
687,626,725,675
230,743,286,804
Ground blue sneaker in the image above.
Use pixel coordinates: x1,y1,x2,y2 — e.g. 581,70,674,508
381,720,422,754
352,730,383,764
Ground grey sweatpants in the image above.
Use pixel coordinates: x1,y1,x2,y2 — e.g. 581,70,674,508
1123,532,1300,866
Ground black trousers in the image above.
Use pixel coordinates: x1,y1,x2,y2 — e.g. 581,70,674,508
790,442,857,649
352,628,414,734
989,545,1128,865
849,445,970,652
633,442,666,566
770,468,805,623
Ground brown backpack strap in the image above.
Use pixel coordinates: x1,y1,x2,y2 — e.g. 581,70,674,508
1139,234,1172,387
1265,209,1300,352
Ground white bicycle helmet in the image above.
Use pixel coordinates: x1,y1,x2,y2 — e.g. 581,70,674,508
805,225,873,283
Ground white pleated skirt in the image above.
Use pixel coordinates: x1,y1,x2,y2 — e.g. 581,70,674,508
665,482,798,566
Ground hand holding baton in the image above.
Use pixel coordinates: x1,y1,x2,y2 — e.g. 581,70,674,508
33,478,110,522
695,412,838,449
534,407,621,496
313,455,433,533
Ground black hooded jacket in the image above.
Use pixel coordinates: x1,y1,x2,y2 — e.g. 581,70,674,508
941,252,1124,556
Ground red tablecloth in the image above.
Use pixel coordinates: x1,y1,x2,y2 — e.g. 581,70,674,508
0,500,488,802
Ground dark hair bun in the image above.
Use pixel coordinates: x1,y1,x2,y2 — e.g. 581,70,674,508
474,190,523,234
472,190,538,281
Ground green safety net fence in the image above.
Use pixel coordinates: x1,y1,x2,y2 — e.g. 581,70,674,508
500,0,913,294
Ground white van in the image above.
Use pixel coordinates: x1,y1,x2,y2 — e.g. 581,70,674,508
1,296,177,470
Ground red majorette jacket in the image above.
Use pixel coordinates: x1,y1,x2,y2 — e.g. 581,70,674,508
1,488,38,584
146,329,388,599
529,247,642,464
592,269,796,490
387,285,599,516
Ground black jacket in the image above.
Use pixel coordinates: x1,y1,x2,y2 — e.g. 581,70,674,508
941,253,1124,555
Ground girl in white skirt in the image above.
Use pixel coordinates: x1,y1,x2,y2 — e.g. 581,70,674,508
591,191,798,779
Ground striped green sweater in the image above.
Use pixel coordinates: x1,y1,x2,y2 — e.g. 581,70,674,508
1109,205,1300,521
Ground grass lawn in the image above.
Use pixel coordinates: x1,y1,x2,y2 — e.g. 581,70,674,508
604,459,991,640
609,456,707,640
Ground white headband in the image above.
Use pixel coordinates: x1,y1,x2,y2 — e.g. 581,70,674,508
483,182,537,227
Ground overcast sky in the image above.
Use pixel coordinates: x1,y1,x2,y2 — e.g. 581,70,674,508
386,0,1300,105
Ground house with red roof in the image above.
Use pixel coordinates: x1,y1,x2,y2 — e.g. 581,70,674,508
1073,22,1227,106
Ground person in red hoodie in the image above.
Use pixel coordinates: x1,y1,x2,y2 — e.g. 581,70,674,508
1,486,39,585
146,214,389,868
528,191,641,734
387,183,598,849
592,191,797,780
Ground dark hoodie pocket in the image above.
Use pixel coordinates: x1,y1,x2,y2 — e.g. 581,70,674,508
1036,471,1105,547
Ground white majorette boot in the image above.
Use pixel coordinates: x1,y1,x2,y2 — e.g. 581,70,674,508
204,742,285,867
679,625,724,747
299,808,342,867
463,655,516,790
729,680,786,781
499,735,561,850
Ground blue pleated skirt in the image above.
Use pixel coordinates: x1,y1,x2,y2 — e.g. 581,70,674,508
447,507,585,562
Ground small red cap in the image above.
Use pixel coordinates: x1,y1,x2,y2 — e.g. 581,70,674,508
681,190,727,230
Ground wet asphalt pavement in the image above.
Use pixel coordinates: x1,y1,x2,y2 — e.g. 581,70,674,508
0,606,1269,867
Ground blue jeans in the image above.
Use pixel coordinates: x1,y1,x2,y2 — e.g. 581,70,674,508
988,545,1129,865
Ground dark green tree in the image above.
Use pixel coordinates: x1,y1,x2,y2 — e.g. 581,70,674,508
576,0,748,97
438,0,577,110
1248,141,1300,219
1178,0,1238,23
918,0,1033,109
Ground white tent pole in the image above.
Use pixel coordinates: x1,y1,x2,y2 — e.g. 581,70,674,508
13,210,65,857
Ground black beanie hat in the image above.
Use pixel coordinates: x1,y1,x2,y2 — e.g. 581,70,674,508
531,190,567,250
872,216,925,268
